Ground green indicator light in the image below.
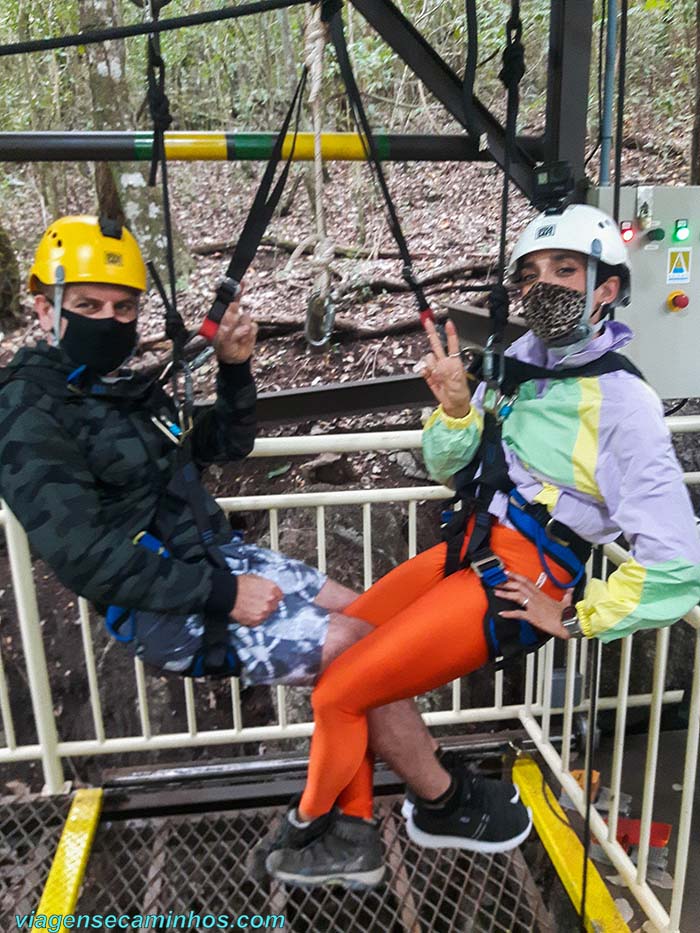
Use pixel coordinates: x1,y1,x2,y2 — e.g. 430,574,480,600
674,219,690,241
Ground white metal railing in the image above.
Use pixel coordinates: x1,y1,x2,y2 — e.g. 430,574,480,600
1,422,700,931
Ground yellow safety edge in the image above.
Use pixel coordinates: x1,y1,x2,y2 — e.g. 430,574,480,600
36,787,103,931
513,757,631,933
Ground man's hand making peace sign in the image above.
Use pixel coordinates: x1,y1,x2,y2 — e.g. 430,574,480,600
420,318,472,419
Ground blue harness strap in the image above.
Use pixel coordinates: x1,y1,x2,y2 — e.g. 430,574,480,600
105,605,135,643
506,490,587,587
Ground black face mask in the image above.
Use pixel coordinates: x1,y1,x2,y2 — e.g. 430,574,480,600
59,308,138,376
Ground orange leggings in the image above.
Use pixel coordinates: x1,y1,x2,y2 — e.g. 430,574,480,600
303,521,566,819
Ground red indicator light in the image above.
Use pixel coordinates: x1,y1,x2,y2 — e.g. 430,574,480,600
620,221,635,243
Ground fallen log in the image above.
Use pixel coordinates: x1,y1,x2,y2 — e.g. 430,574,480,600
336,258,497,297
192,234,412,261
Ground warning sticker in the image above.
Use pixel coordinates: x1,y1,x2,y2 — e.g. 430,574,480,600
667,248,692,284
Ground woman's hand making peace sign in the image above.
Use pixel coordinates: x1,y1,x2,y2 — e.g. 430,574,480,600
420,318,472,419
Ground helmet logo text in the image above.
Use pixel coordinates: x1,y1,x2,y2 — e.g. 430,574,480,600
535,224,556,239
104,251,124,266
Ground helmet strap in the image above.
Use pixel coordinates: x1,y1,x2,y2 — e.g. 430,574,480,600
52,265,66,347
548,239,605,362
580,238,602,334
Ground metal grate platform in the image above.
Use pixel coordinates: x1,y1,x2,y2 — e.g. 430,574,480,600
0,794,73,927
76,798,552,932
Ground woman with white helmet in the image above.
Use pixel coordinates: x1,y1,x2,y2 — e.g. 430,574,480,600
264,204,700,887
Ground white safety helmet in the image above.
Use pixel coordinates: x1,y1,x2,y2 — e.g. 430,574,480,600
507,203,631,308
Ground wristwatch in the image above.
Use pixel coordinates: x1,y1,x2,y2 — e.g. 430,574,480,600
561,605,584,639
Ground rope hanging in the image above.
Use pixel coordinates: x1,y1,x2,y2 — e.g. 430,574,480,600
304,5,336,348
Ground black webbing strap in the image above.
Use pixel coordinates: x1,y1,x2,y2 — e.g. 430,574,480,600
499,350,645,395
463,0,480,139
322,0,434,326
142,10,237,673
168,450,237,675
484,0,525,377
199,67,308,342
580,555,602,932
145,10,187,354
496,0,524,287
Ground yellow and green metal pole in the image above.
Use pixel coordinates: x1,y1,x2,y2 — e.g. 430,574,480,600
0,132,489,163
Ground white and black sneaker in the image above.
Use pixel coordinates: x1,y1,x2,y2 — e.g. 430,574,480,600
402,749,519,822
265,809,385,889
406,776,532,853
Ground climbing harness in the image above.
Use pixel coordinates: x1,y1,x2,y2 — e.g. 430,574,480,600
440,350,644,669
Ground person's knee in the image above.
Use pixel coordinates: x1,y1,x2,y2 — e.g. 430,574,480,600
314,578,358,612
310,675,335,719
319,613,373,672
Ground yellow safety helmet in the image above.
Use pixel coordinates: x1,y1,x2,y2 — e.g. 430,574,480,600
28,215,147,293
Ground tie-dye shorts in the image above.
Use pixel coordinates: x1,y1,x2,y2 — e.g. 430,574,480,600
125,536,330,685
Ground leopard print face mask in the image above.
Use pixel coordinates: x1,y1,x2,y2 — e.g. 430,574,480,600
521,281,588,345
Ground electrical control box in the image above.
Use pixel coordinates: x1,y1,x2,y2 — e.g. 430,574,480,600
589,186,700,399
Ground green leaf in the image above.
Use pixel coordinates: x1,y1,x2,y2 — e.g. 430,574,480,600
267,462,292,479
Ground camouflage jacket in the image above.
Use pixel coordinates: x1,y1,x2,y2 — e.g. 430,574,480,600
0,342,256,616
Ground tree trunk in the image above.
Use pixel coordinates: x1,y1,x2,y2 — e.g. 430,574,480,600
0,225,23,330
78,0,191,283
692,0,700,183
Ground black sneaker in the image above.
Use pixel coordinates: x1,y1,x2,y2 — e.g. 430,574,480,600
266,812,385,889
402,751,519,822
406,777,532,853
248,797,333,880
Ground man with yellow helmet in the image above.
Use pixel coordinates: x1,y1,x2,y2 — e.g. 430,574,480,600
1,215,506,890
28,216,148,375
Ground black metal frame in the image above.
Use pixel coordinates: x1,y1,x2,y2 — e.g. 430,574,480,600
544,0,596,196
0,0,595,205
349,0,594,203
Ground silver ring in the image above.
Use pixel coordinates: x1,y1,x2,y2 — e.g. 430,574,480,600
521,597,529,609
448,351,462,358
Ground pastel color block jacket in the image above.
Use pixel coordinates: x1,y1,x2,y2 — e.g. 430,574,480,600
422,321,700,641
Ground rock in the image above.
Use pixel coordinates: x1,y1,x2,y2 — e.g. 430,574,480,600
298,452,356,485
392,450,429,481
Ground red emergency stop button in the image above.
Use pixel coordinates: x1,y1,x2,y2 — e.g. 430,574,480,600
667,290,690,311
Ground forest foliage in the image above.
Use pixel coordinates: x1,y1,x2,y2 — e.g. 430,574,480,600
0,0,696,322
0,1,695,144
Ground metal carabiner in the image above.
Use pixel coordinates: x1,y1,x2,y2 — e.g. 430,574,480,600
483,333,505,387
